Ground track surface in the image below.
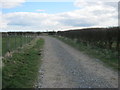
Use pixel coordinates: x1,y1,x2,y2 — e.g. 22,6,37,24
37,36,118,88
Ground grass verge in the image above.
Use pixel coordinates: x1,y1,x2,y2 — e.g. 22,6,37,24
2,36,33,56
55,36,119,71
2,38,44,88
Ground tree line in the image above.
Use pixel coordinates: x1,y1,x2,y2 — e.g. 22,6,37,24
57,27,119,51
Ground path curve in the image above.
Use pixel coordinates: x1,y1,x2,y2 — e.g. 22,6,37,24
37,36,118,88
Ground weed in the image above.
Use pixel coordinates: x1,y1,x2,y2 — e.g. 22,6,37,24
2,38,44,88
55,36,119,71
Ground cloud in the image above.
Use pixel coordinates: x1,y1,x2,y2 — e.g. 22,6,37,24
2,12,68,31
57,0,118,27
73,0,118,26
1,1,118,31
74,0,118,9
1,0,26,8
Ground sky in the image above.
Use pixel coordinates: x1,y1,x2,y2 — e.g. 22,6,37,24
0,0,119,32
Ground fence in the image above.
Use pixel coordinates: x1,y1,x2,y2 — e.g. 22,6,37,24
2,32,38,56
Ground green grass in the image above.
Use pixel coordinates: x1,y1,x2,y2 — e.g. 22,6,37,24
0,67,1,90
55,36,119,71
2,36,33,56
2,38,44,88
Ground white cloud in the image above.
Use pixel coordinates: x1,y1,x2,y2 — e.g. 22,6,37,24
74,0,118,9
57,0,118,28
73,0,118,26
2,12,69,31
1,0,26,8
1,0,118,32
0,12,9,29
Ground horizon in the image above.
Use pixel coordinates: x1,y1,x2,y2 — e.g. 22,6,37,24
1,26,118,33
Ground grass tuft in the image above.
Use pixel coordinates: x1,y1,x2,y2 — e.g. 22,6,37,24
2,38,44,88
55,36,119,71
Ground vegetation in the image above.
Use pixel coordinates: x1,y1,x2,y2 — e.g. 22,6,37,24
2,32,40,56
2,32,39,56
1,27,119,88
57,27,119,51
56,36,119,70
54,27,119,70
2,36,32,56
2,38,44,88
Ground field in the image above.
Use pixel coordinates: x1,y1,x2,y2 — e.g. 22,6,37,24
2,35,33,56
1,27,119,88
2,38,44,88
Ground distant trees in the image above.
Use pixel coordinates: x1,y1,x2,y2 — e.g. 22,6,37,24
2,27,119,55
57,27,119,51
46,31,56,35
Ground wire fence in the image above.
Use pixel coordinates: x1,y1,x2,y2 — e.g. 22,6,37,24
2,32,39,56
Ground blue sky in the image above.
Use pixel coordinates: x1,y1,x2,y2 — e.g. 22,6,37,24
1,0,118,32
3,2,78,14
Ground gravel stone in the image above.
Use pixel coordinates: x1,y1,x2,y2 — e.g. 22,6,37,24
36,36,118,88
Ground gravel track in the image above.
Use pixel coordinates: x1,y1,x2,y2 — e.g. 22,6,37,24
36,36,118,88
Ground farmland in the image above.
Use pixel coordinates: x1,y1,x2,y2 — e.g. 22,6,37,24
2,38,44,88
2,32,44,88
2,32,35,56
1,27,119,88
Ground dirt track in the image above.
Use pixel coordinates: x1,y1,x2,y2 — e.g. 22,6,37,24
36,36,118,88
